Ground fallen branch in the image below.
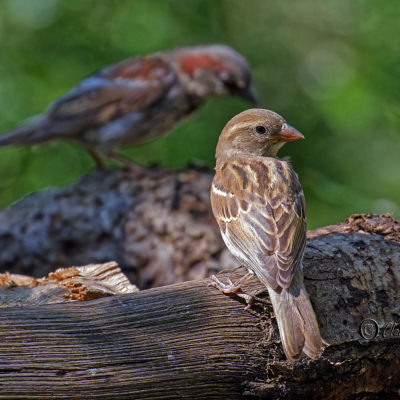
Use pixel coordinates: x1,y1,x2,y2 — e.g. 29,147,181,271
0,167,231,287
0,222,399,399
1,166,399,294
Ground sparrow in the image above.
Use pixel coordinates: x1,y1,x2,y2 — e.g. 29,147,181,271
209,108,322,362
0,44,257,167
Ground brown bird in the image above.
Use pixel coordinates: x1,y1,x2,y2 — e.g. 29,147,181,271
210,108,322,362
0,44,256,167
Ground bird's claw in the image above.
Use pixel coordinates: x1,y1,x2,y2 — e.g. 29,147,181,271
208,273,254,309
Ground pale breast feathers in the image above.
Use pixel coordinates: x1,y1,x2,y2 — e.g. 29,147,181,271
211,158,306,289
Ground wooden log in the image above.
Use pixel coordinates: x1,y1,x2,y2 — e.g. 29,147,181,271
1,164,399,294
1,227,399,399
0,262,138,307
0,167,233,288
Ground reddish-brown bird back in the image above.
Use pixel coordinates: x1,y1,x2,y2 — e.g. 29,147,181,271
0,44,256,167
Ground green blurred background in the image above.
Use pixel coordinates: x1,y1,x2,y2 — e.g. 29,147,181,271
0,0,399,228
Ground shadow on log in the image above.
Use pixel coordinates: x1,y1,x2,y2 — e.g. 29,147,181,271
0,224,400,399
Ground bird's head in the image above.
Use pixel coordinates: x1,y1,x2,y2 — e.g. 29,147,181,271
173,44,257,104
215,108,304,159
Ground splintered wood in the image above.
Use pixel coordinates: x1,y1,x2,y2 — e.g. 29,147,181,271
0,262,138,306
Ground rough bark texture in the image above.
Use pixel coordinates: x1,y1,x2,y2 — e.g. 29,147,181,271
1,167,398,292
0,166,399,398
0,167,234,288
0,228,399,399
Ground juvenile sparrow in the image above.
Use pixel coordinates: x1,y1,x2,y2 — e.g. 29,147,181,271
0,44,256,167
210,108,322,362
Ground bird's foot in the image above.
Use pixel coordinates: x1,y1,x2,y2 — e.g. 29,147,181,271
208,271,254,310
87,148,106,169
104,151,145,174
87,149,144,173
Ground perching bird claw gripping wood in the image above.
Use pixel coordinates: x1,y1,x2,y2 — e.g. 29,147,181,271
0,223,399,399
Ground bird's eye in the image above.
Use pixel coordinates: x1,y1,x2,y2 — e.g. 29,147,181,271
255,126,266,134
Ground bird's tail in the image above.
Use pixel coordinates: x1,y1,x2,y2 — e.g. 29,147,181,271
267,272,322,362
0,115,50,146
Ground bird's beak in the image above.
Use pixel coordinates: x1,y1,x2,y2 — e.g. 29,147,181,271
239,86,258,105
276,123,305,142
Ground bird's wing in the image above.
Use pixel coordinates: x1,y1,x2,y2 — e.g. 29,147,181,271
211,158,306,290
45,56,177,133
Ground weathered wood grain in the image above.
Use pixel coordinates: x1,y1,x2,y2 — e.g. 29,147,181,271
0,229,399,399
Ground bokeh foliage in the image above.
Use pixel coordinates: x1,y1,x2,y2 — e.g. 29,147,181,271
0,0,399,228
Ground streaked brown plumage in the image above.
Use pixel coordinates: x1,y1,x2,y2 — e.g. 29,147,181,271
210,108,322,362
0,44,256,167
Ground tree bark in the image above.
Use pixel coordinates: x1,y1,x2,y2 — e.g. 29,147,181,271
0,167,233,288
0,225,399,399
1,167,399,294
1,166,399,398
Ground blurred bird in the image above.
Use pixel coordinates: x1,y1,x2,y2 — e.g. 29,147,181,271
209,108,322,362
0,44,257,167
